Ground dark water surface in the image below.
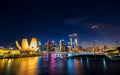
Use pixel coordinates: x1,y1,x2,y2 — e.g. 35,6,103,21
0,57,120,75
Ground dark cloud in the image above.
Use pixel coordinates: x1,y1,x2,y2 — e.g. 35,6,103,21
63,16,88,25
87,23,120,43
99,24,120,38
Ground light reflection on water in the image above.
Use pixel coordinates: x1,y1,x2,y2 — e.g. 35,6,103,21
0,55,120,75
86,58,89,69
103,58,107,71
0,57,38,75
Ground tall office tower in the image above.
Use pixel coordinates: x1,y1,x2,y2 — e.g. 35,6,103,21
74,38,78,50
61,39,65,50
70,38,72,49
37,41,42,52
61,39,64,45
75,39,78,45
47,41,52,51
59,40,62,51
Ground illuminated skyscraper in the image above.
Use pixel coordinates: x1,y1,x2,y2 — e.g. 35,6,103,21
59,40,62,51
74,38,79,50
75,39,78,45
70,38,72,47
37,41,42,52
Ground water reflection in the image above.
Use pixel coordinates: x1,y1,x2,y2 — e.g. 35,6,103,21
103,58,107,71
6,59,11,75
0,57,38,75
49,58,57,75
0,57,120,75
1,59,5,69
17,57,38,75
74,59,84,75
67,59,75,75
67,59,84,75
80,57,83,65
86,58,89,69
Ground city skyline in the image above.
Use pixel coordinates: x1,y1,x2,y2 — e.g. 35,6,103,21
0,36,118,49
0,1,120,46
0,1,120,75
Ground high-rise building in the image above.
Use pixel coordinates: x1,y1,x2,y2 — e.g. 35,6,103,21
59,40,62,51
70,38,72,47
74,38,79,50
59,39,66,51
37,41,42,52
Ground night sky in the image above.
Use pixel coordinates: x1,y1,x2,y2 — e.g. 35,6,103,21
0,1,120,47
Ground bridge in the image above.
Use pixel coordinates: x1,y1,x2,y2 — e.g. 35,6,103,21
42,52,105,59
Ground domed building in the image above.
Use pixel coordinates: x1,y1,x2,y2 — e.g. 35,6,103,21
15,38,38,51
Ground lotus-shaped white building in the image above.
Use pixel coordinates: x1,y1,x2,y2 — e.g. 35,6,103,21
15,38,38,51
